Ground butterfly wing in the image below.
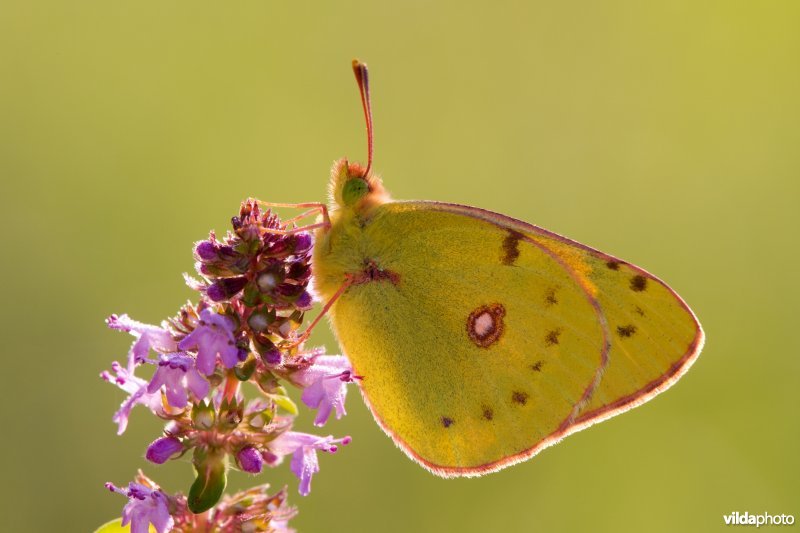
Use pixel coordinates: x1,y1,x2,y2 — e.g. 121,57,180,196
323,201,703,477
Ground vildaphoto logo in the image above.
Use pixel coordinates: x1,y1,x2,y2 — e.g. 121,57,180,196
723,512,795,527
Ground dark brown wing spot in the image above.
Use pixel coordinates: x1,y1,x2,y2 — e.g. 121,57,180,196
545,329,562,346
482,407,494,421
351,259,401,285
512,391,529,405
467,303,506,348
630,275,648,292
531,360,544,372
545,288,558,306
606,261,621,270
635,306,645,317
501,230,524,265
441,416,454,428
617,324,637,337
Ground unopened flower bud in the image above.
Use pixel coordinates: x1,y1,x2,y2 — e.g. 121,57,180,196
292,233,313,254
236,446,264,474
145,436,183,464
195,241,219,261
207,276,248,301
263,347,282,365
295,291,313,310
254,335,282,365
275,283,304,299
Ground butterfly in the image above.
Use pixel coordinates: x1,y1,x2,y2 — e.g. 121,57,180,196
278,60,704,477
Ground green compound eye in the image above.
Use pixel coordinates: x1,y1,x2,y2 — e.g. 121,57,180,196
342,178,369,206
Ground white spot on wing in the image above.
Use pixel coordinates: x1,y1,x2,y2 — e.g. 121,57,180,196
474,312,494,336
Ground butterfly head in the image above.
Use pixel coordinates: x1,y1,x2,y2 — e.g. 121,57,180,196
328,157,390,213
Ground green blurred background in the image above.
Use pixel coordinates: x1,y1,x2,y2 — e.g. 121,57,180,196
1,1,798,532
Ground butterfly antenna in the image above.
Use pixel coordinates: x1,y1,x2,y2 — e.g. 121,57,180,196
352,59,373,178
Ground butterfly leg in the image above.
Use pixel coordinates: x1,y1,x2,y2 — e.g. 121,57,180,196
261,223,330,236
257,201,331,233
283,208,324,225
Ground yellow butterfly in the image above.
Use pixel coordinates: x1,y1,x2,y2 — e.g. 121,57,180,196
279,60,704,477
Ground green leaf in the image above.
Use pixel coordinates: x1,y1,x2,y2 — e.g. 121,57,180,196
188,448,228,513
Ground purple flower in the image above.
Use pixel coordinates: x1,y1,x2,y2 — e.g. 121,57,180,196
105,481,173,533
145,436,184,464
178,308,239,375
268,431,351,496
147,352,209,408
295,356,358,427
236,446,264,474
101,362,164,434
106,314,178,372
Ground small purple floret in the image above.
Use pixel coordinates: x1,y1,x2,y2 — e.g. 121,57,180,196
146,436,183,464
106,482,174,533
295,356,357,427
147,352,209,408
268,431,351,496
178,309,240,375
101,361,164,434
106,314,178,371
